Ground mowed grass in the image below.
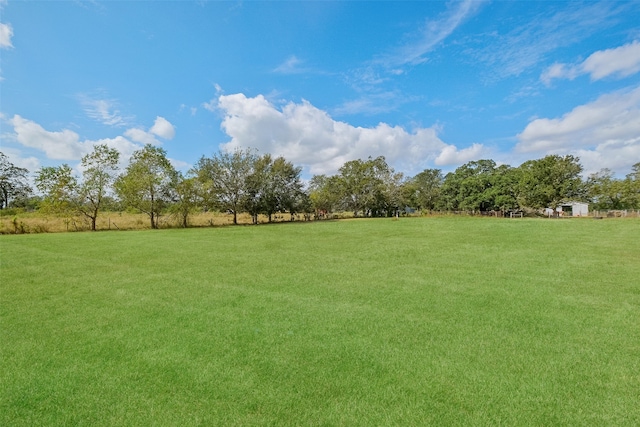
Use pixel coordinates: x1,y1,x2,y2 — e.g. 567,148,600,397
1,217,639,426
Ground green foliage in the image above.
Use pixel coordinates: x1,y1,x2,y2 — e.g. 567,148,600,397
0,152,32,210
192,148,257,225
308,174,342,214
586,168,627,210
440,160,518,212
243,154,305,222
334,156,401,216
169,174,201,227
409,168,443,211
517,154,584,209
490,164,520,211
114,144,177,229
2,218,639,425
76,144,120,230
338,157,380,215
622,162,640,209
34,164,77,214
12,145,639,222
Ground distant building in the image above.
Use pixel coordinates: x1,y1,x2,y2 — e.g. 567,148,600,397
545,202,589,217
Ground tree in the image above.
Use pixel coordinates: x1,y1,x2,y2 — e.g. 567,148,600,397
378,169,405,217
114,144,178,229
517,155,584,210
192,149,257,225
438,160,520,213
242,154,306,223
268,156,305,220
440,160,497,212
338,156,392,216
586,168,627,210
308,174,342,216
338,158,371,216
171,174,201,228
622,162,640,209
410,169,443,212
76,144,120,230
35,164,77,214
0,152,32,209
490,164,519,213
243,154,268,224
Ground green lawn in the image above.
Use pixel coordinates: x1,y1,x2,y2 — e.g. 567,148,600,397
1,217,639,426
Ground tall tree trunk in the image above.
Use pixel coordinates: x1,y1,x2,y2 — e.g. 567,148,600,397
91,207,98,231
150,193,156,229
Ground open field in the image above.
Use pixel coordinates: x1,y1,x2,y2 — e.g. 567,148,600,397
1,217,639,425
0,211,282,234
2,209,639,235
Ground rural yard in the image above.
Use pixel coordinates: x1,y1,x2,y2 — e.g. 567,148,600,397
2,217,638,425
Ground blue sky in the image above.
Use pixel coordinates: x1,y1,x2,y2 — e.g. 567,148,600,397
1,1,640,179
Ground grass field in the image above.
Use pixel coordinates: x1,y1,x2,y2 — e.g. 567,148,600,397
1,217,639,425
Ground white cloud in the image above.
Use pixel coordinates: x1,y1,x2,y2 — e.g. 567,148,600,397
273,55,308,74
516,86,640,174
124,128,160,145
574,138,640,176
540,63,579,85
216,93,450,175
78,94,132,127
5,115,144,163
0,22,13,49
541,41,640,84
1,146,40,172
149,116,175,139
434,143,486,166
382,0,485,69
169,158,190,170
203,99,217,112
474,2,621,80
582,41,640,80
347,0,484,93
123,117,175,146
9,115,93,160
333,91,417,116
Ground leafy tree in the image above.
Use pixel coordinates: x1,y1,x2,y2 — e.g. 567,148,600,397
114,144,178,229
410,169,443,212
439,161,519,213
193,149,257,225
0,152,32,209
76,144,120,230
269,156,305,220
293,189,313,219
489,164,519,213
337,158,370,216
243,154,306,223
378,169,405,217
308,174,342,215
586,168,627,210
517,155,584,210
338,156,391,216
440,160,497,212
35,164,77,214
171,174,200,228
243,154,268,224
623,162,640,209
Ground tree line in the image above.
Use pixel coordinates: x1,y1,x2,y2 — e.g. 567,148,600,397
1,146,639,230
